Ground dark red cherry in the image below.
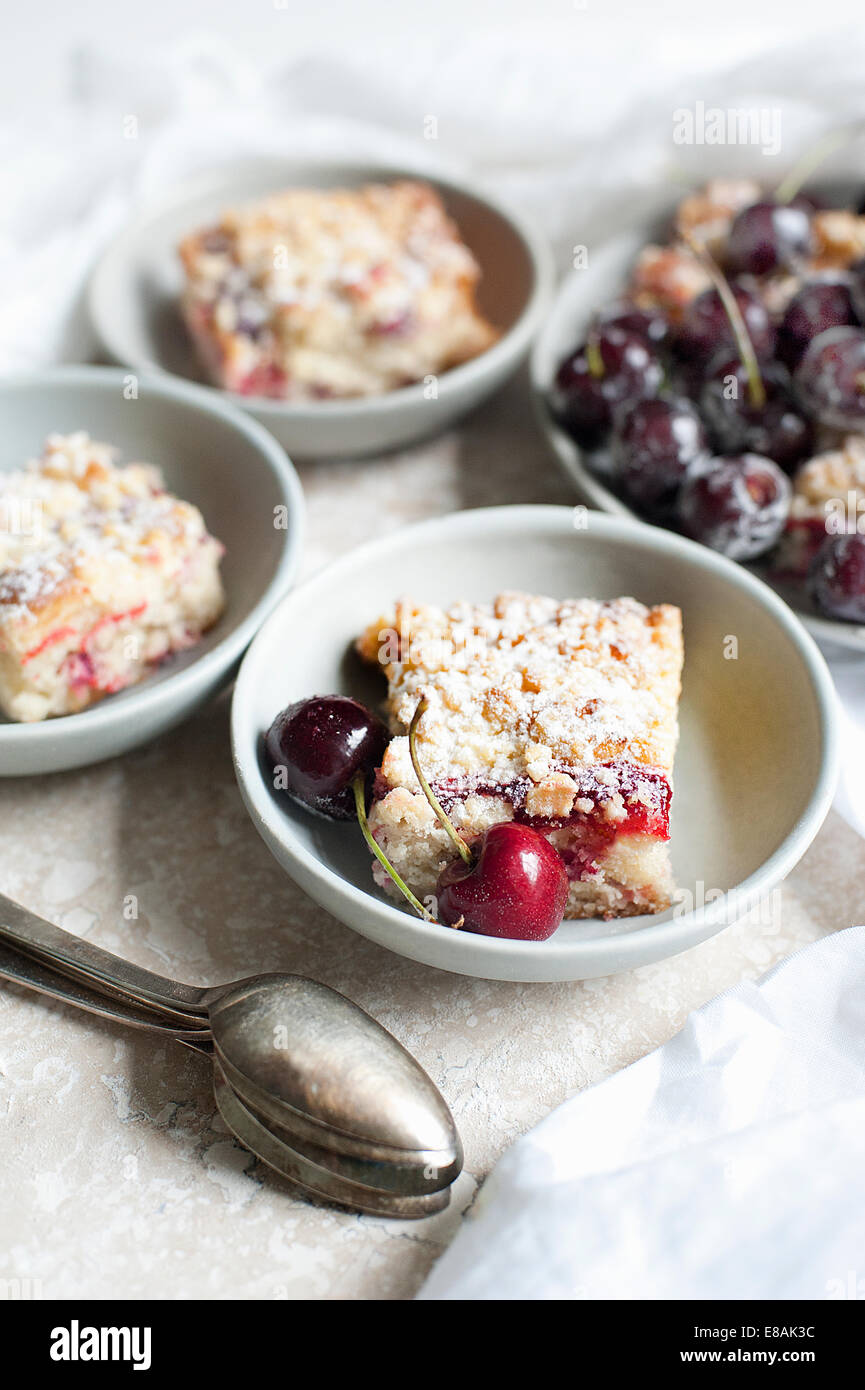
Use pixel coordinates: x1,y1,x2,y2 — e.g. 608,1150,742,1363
809,533,865,622
613,396,707,516
264,695,389,820
678,453,792,560
699,357,813,473
794,326,865,429
725,200,813,276
553,327,664,449
788,192,822,215
675,284,774,368
597,301,670,348
777,279,859,368
436,822,569,941
849,258,865,323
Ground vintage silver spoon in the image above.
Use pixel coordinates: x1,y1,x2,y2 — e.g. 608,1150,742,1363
0,941,451,1216
0,893,462,1202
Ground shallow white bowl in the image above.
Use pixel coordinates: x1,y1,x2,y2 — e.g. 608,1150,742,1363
231,505,838,983
0,366,304,776
89,158,554,460
529,193,865,654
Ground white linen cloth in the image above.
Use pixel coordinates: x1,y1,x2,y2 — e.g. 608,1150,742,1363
419,926,865,1300
2,19,864,1301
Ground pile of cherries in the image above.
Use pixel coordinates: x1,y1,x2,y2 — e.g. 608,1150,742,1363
265,695,569,941
550,192,865,622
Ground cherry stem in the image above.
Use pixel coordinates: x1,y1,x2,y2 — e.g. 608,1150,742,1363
681,230,766,411
775,121,865,204
352,774,435,922
408,697,473,865
585,332,605,379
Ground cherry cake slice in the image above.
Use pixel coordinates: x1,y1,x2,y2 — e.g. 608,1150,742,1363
0,433,225,722
178,181,498,401
356,591,683,921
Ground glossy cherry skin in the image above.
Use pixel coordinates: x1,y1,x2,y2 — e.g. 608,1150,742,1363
264,695,389,820
612,396,707,517
794,326,865,429
849,257,865,324
675,283,774,369
777,279,859,368
436,822,569,941
597,301,670,348
699,357,813,474
809,533,865,622
678,453,792,561
553,327,664,449
725,200,813,275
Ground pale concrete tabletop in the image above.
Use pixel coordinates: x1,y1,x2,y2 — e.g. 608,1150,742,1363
0,372,859,1301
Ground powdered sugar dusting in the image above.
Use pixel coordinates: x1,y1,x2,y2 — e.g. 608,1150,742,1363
0,432,206,624
179,180,498,399
358,591,683,788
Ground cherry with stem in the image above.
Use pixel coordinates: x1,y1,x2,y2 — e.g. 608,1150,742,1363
351,773,436,922
407,699,569,940
408,696,472,865
680,229,766,410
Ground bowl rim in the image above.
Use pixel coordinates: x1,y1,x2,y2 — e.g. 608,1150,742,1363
528,223,865,653
231,502,840,975
88,154,556,420
0,363,305,752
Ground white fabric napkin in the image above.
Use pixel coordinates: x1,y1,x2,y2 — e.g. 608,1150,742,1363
420,926,865,1300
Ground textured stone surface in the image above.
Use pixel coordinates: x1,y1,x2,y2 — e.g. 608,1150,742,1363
0,373,858,1300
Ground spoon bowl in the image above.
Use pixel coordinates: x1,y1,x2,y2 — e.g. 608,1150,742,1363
0,893,463,1211
212,1065,452,1219
209,974,462,1192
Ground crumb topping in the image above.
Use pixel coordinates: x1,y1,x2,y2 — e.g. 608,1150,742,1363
0,433,215,625
789,433,865,520
179,180,498,399
357,591,683,790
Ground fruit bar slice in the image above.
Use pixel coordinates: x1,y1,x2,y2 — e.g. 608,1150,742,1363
178,180,498,401
357,592,683,920
0,433,225,722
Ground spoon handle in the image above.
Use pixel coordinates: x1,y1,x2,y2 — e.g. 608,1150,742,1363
0,938,211,1046
0,891,208,1018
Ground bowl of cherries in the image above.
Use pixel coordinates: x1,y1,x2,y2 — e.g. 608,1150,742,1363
531,170,865,649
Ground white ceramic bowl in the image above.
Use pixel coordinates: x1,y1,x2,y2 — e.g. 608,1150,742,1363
89,158,554,460
0,366,304,776
231,504,838,983
530,189,865,654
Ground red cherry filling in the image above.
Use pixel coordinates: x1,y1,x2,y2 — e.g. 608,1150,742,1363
237,362,288,399
436,823,568,941
387,761,672,885
265,695,390,820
